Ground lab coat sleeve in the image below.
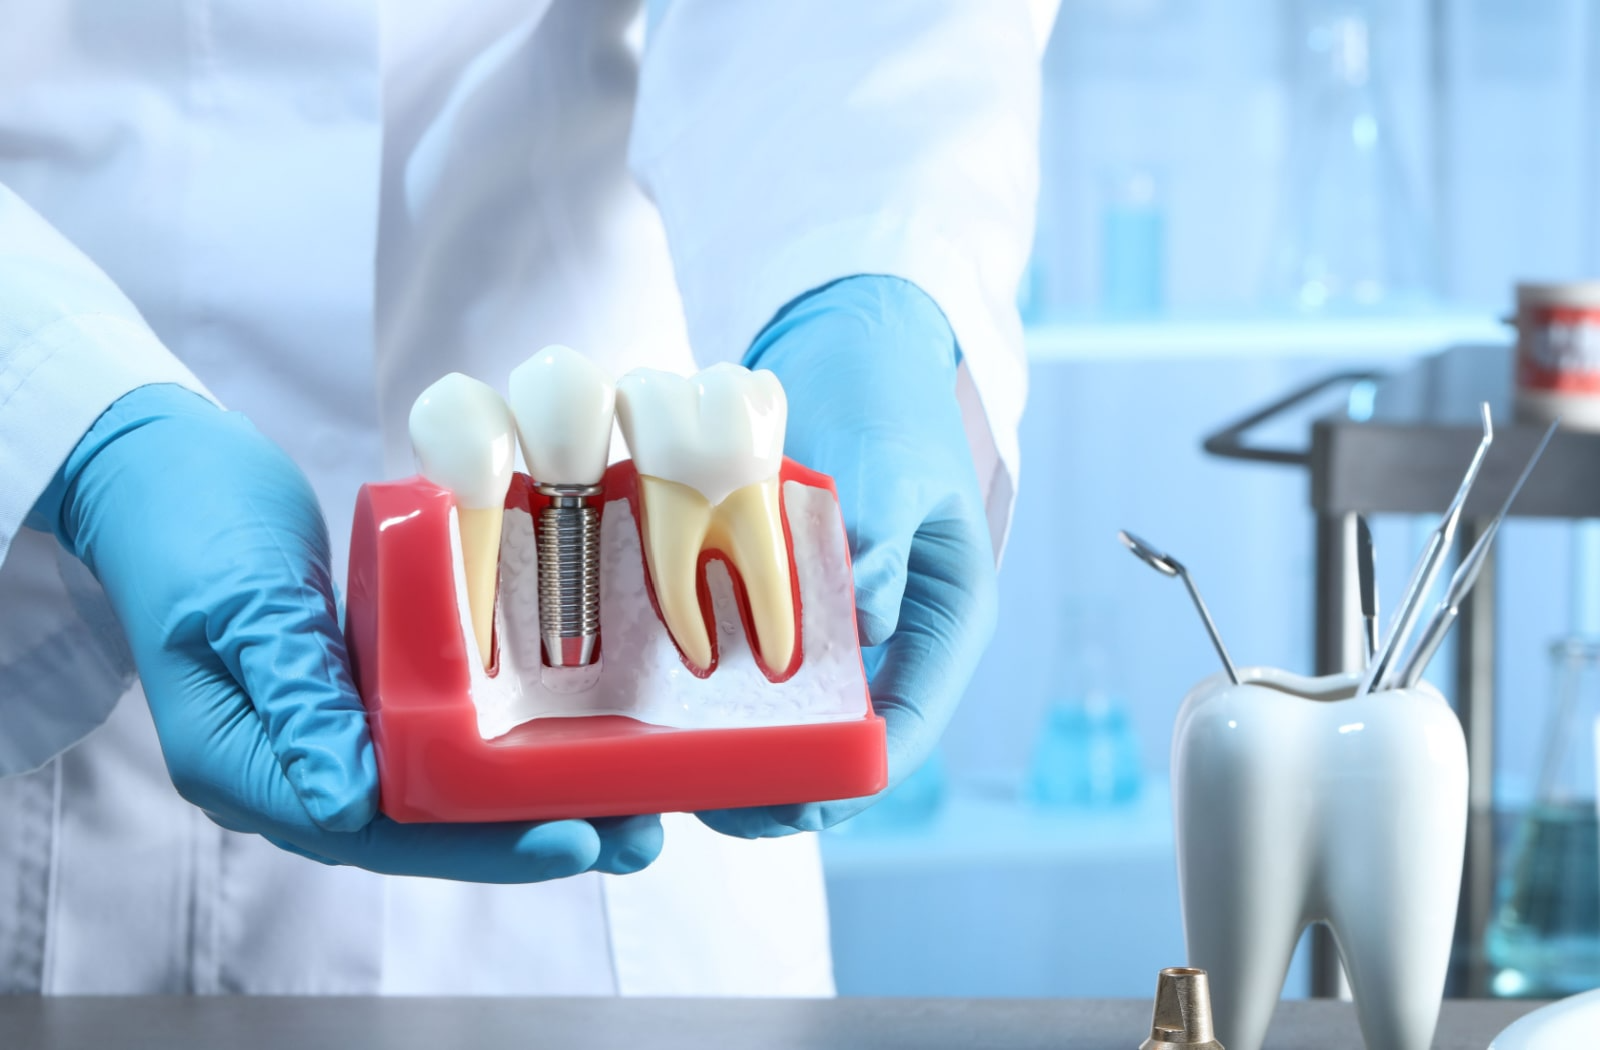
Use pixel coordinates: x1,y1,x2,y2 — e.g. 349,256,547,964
628,1,1058,556
0,183,211,775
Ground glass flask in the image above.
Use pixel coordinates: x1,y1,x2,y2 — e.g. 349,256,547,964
1099,164,1166,317
1266,0,1434,311
1026,600,1142,808
1486,638,1600,997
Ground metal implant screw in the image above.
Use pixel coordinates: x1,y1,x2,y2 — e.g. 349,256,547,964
537,483,603,667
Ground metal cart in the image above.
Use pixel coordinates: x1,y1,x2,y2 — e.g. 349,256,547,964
1204,343,1600,997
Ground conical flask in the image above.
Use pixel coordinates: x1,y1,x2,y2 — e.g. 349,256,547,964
1267,0,1434,311
1486,637,1600,996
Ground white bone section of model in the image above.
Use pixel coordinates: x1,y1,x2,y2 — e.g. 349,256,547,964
1172,667,1468,1050
509,344,616,667
613,364,795,676
445,481,866,738
409,373,516,670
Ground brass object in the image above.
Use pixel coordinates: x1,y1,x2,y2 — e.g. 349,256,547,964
1140,967,1224,1050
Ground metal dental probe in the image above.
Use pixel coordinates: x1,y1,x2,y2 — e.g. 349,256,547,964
1357,514,1378,664
1356,403,1494,697
1118,530,1240,685
1394,417,1560,690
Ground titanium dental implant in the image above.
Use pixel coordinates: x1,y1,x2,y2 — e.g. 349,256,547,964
536,482,603,665
510,345,617,668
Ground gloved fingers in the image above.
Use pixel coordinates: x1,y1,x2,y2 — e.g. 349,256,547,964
262,834,341,866
199,469,378,834
695,805,812,840
215,582,377,833
60,400,378,834
866,509,998,789
820,441,931,648
849,531,914,648
150,681,645,883
274,817,608,883
589,814,667,874
144,662,370,838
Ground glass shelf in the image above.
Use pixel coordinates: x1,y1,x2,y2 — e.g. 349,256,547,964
1025,312,1506,363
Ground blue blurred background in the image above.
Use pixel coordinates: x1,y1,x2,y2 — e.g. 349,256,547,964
820,0,1600,998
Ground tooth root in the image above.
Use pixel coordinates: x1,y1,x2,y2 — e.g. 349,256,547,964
636,474,797,676
457,506,503,668
1177,757,1314,1050
636,475,715,672
1324,815,1461,1050
706,478,795,675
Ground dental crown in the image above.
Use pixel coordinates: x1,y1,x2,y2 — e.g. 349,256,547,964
615,364,786,508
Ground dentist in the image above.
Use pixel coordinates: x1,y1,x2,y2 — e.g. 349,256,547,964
0,1,1052,994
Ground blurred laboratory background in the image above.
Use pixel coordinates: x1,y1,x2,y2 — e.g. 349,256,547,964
820,0,1600,1003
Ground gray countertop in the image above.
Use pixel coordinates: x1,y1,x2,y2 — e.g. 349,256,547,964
0,996,1547,1049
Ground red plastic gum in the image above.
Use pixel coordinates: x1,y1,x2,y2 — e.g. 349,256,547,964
345,458,887,823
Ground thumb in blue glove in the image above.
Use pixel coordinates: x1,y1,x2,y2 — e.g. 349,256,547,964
29,384,662,881
698,275,1001,838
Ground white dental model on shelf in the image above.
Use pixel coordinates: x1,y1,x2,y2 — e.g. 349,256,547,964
1172,667,1468,1050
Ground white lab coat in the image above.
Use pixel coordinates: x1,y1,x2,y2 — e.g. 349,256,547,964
0,0,1050,994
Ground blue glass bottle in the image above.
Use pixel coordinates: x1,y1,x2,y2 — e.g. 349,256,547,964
1026,600,1142,808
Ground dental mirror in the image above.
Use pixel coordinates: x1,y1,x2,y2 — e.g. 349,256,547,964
1119,530,1241,685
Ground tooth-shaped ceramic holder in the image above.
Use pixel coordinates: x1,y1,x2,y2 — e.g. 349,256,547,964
1172,667,1468,1050
345,458,887,822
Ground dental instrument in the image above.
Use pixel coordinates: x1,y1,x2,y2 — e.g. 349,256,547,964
1119,530,1240,685
1394,418,1559,689
1357,403,1494,697
1357,514,1378,664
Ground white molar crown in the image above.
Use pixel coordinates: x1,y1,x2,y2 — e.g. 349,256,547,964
614,363,786,505
509,344,616,486
408,373,517,509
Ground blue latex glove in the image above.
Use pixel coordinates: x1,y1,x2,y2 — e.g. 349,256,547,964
28,384,662,881
699,275,1000,837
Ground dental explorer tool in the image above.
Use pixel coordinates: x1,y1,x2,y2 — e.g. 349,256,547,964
1357,403,1494,697
1357,514,1378,664
1119,530,1240,685
1394,418,1559,690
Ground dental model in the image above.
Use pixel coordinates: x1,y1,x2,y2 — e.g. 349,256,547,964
1172,667,1467,1050
348,361,886,822
615,364,797,678
408,373,517,669
510,345,615,667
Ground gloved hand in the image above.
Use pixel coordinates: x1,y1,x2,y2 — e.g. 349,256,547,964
698,275,1000,837
28,384,662,881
